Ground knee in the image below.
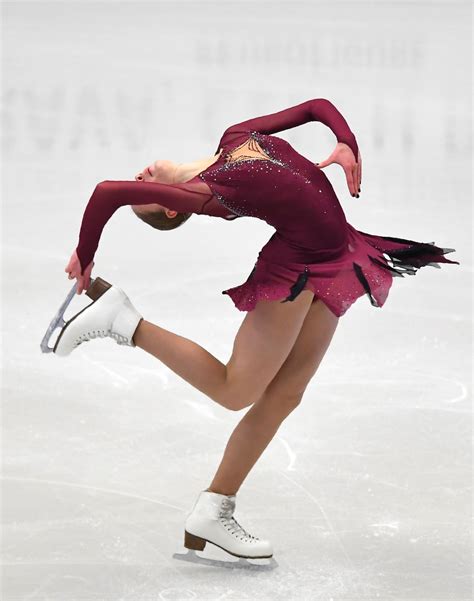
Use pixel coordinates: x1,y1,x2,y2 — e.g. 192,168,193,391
272,391,304,413
223,394,261,412
258,389,305,419
219,370,264,411
247,390,306,413
219,386,262,412
223,390,304,413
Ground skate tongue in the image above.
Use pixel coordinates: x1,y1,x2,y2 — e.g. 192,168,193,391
218,496,236,518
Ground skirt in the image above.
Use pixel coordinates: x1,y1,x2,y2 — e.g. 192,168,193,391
221,223,460,317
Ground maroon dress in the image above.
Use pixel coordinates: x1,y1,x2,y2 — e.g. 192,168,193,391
75,98,459,317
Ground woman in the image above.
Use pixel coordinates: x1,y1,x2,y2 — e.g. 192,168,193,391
59,98,459,561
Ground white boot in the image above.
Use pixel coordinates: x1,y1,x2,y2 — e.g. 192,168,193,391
53,277,143,357
184,489,273,559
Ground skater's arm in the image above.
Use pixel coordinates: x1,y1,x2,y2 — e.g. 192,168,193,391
219,98,359,162
74,179,218,275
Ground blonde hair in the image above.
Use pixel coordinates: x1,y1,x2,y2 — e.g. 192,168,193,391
133,208,192,231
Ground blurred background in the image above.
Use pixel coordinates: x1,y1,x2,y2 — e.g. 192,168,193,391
2,1,472,599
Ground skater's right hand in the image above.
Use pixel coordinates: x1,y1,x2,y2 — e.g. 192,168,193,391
316,142,362,198
64,250,94,295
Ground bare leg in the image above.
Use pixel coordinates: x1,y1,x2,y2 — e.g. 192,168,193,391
206,392,303,496
133,319,227,403
206,299,339,495
132,290,314,411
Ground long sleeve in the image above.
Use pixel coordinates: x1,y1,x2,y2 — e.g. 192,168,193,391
216,98,359,162
74,179,230,275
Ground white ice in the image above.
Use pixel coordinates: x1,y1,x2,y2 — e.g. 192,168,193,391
2,1,472,600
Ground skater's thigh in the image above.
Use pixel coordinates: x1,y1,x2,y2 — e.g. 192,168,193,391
262,298,339,400
224,289,314,407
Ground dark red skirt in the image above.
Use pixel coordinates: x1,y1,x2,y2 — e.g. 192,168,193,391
221,223,460,317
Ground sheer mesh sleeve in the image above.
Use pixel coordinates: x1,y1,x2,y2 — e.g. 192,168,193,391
216,98,359,162
75,178,233,275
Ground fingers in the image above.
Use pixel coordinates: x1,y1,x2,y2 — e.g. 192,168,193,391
318,148,362,197
322,143,362,197
356,152,362,191
65,253,78,279
353,165,359,197
345,166,356,197
78,266,94,294
316,158,331,169
68,261,93,294
346,163,361,198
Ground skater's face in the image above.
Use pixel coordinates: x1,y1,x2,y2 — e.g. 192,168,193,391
134,159,178,184
133,160,179,219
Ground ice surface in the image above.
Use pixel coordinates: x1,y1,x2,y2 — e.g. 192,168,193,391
2,1,472,600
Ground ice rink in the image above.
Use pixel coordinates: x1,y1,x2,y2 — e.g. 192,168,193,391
2,1,472,599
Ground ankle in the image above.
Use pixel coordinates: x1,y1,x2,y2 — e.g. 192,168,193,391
132,318,146,346
205,486,237,496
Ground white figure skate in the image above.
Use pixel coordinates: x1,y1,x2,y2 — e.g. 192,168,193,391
40,277,143,357
173,490,278,569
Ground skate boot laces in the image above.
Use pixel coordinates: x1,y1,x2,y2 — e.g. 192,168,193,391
74,328,128,349
218,497,260,543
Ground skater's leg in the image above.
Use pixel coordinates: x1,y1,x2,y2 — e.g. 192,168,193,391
206,299,339,495
132,289,314,411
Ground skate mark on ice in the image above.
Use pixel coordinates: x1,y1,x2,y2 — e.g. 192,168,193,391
401,369,468,405
82,355,131,386
278,470,367,599
1,476,184,512
317,371,468,408
180,398,224,422
276,435,298,471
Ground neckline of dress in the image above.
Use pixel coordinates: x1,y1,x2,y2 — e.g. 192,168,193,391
183,130,259,184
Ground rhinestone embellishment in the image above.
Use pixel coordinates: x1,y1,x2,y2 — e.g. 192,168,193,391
199,131,302,218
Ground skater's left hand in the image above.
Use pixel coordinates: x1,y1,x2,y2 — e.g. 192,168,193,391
64,250,94,295
316,142,362,198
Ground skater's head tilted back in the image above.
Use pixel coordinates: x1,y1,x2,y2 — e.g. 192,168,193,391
132,160,192,231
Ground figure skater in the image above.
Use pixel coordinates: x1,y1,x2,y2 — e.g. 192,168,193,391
53,98,459,562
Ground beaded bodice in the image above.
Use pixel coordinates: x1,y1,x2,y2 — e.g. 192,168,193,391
197,129,301,220
222,134,274,164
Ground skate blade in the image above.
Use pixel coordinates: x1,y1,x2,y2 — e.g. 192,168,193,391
172,548,278,571
40,276,111,354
